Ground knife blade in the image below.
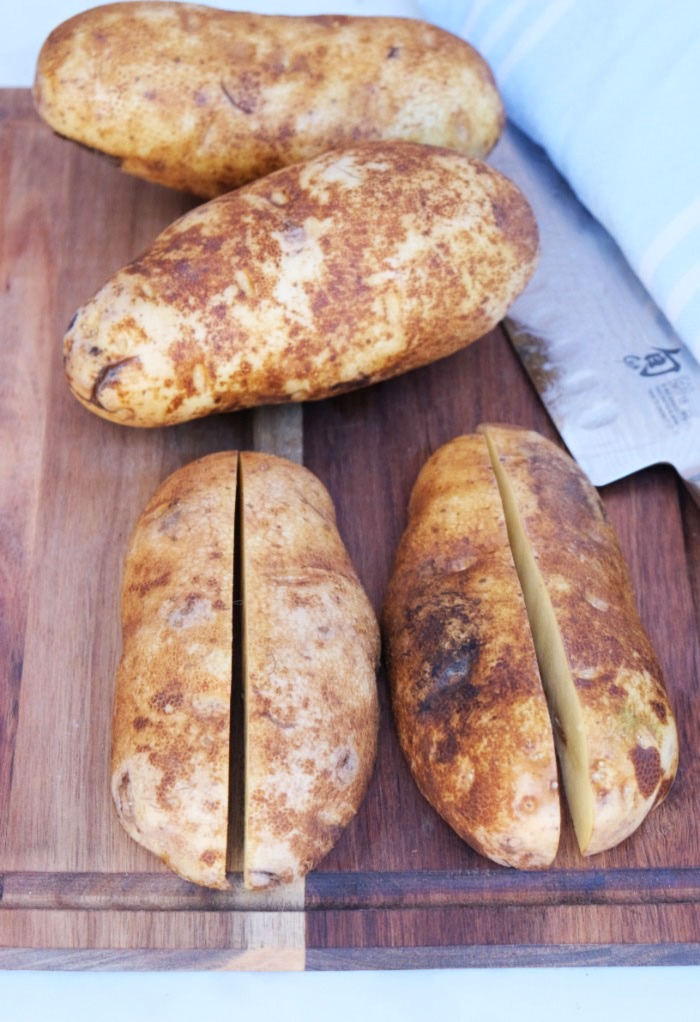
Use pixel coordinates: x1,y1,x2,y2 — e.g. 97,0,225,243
490,123,700,506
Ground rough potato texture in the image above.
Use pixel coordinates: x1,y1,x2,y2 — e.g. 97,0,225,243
64,142,539,427
242,452,380,890
111,452,236,889
33,2,504,197
483,425,679,855
383,436,560,869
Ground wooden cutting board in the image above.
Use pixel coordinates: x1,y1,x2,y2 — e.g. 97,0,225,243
2,89,700,970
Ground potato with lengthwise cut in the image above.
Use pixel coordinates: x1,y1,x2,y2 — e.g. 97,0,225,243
383,435,561,869
111,450,380,890
384,426,679,868
63,141,539,428
33,2,504,197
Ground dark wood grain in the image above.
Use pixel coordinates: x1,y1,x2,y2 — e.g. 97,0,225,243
1,89,699,968
306,942,700,969
4,867,700,911
3,941,700,970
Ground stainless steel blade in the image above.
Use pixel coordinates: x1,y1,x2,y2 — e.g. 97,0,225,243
490,123,700,505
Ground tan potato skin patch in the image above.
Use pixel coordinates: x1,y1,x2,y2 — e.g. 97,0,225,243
382,436,560,869
34,2,504,197
63,141,538,428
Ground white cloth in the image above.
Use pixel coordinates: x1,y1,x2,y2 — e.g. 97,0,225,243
421,0,700,361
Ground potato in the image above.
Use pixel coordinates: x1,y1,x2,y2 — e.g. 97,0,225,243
111,452,236,890
241,453,380,890
33,2,504,198
64,141,539,428
383,435,560,869
384,426,679,867
111,450,379,889
481,424,678,856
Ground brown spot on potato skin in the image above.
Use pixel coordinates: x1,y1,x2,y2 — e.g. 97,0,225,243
630,744,662,799
130,569,171,597
650,699,668,723
150,682,183,713
90,355,141,407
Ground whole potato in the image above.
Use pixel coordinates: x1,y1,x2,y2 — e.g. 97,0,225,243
34,1,504,197
64,142,539,428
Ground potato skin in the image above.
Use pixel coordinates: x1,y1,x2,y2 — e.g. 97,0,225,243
64,141,539,428
111,452,236,890
242,453,380,890
482,425,679,855
383,436,560,869
34,2,503,198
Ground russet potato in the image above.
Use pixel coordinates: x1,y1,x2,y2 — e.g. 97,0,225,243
111,451,379,890
384,427,678,867
64,141,539,428
34,2,504,197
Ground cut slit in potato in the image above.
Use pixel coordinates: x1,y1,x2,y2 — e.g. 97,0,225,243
112,451,379,890
480,424,678,857
482,427,595,852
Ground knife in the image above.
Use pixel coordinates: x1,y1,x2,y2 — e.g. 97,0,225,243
490,123,700,507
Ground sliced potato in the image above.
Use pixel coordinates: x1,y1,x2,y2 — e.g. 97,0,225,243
112,450,379,890
64,142,539,428
383,435,560,868
480,424,678,856
111,452,236,889
34,2,504,197
385,426,679,867
241,452,380,890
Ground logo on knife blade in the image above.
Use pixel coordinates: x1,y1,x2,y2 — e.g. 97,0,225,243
623,347,682,377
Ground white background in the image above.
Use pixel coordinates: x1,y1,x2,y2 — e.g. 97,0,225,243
3,0,699,1017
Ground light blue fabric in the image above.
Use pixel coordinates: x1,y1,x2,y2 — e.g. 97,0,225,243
421,0,700,359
